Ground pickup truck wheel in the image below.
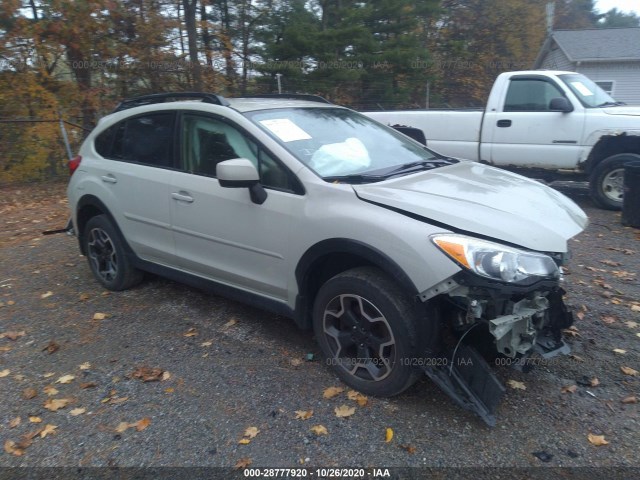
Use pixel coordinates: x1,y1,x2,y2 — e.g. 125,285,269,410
313,267,428,397
83,215,143,291
590,154,639,210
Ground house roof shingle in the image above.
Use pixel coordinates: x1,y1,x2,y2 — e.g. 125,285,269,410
552,27,640,62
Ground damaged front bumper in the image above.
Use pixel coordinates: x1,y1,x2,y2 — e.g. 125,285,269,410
421,274,574,426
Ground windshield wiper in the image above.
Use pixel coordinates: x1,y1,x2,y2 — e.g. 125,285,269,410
383,158,457,176
323,173,388,184
597,101,626,107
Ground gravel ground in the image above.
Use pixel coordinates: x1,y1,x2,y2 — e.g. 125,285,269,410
0,180,639,475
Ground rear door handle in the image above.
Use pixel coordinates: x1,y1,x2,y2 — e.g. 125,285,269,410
101,174,117,184
171,192,194,203
497,119,512,128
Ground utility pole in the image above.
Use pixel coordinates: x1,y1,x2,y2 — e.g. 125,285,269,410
276,73,282,94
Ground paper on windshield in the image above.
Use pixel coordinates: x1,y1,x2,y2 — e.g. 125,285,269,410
571,81,594,97
259,118,312,142
309,137,371,176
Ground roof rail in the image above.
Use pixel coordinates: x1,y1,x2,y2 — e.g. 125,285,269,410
113,92,230,113
241,94,332,104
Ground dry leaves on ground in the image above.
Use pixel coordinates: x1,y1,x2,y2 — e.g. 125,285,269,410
323,386,344,399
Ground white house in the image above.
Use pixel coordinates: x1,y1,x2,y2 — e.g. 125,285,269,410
533,27,640,105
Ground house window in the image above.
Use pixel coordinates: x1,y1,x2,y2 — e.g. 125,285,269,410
595,81,614,96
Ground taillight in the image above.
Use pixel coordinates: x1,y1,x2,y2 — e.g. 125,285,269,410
69,155,82,175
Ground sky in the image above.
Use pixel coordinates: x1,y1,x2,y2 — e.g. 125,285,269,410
594,0,640,15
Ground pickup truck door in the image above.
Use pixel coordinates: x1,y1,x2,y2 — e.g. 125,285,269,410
482,75,585,169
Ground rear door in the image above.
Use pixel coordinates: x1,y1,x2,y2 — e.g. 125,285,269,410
95,112,178,265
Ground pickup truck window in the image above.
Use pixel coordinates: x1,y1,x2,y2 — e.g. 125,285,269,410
559,73,618,108
504,79,565,112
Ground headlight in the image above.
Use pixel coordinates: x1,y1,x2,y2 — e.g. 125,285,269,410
431,234,560,284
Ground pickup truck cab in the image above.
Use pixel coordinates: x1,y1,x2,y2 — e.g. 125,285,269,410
365,70,640,210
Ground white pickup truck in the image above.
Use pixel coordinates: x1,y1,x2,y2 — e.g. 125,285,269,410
365,70,640,210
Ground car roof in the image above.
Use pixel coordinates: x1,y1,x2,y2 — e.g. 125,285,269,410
226,97,337,112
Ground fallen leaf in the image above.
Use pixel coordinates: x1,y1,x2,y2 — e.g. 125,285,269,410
295,410,313,420
590,377,600,387
183,328,198,337
200,340,213,347
290,358,303,367
165,387,174,393
55,374,75,384
93,313,108,320
4,440,25,456
238,438,250,445
335,405,356,418
9,417,21,428
588,434,609,446
576,311,585,321
244,427,259,439
323,386,344,399
29,417,42,423
133,417,151,431
569,354,585,362
621,366,638,376
43,386,59,396
601,316,617,324
624,321,638,329
561,385,577,394
40,424,57,438
70,408,86,416
80,382,97,389
621,396,637,404
310,424,328,435
44,398,71,411
507,379,526,390
79,293,90,301
23,388,37,400
632,305,640,313
0,346,11,352
613,349,627,355
600,260,621,267
385,427,393,443
40,291,53,299
115,422,130,433
223,319,237,328
400,444,416,454
562,326,581,337
0,369,10,377
108,396,129,405
347,390,369,406
41,341,60,354
161,371,171,381
0,331,25,340
130,366,164,382
79,362,91,370
42,372,55,378
235,458,252,469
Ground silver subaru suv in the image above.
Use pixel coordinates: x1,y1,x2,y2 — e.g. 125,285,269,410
67,92,588,425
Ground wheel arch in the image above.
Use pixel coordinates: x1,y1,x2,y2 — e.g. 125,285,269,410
293,239,419,330
75,195,132,257
586,134,640,174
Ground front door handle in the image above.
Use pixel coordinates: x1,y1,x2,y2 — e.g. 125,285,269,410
497,119,512,128
101,174,117,184
171,192,194,203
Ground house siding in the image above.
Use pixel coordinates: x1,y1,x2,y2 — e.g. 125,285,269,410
540,48,573,71
577,62,640,105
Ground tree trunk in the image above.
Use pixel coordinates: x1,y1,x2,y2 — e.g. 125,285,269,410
182,0,202,90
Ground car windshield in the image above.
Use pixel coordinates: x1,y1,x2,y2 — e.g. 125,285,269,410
246,107,449,181
559,73,620,108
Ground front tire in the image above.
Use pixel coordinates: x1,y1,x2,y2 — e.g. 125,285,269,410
589,153,640,210
312,267,432,397
83,214,143,291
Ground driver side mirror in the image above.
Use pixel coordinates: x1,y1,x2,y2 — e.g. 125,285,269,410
549,97,574,113
217,158,268,205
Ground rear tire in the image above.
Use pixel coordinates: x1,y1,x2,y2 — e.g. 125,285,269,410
589,153,640,210
83,214,143,291
312,267,434,397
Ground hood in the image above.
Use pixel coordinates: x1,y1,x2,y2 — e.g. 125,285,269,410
603,106,640,116
353,161,588,252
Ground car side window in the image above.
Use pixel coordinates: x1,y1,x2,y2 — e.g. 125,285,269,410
95,113,175,168
181,114,298,192
504,79,565,112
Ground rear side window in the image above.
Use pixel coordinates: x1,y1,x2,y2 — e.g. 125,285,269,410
94,113,176,167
